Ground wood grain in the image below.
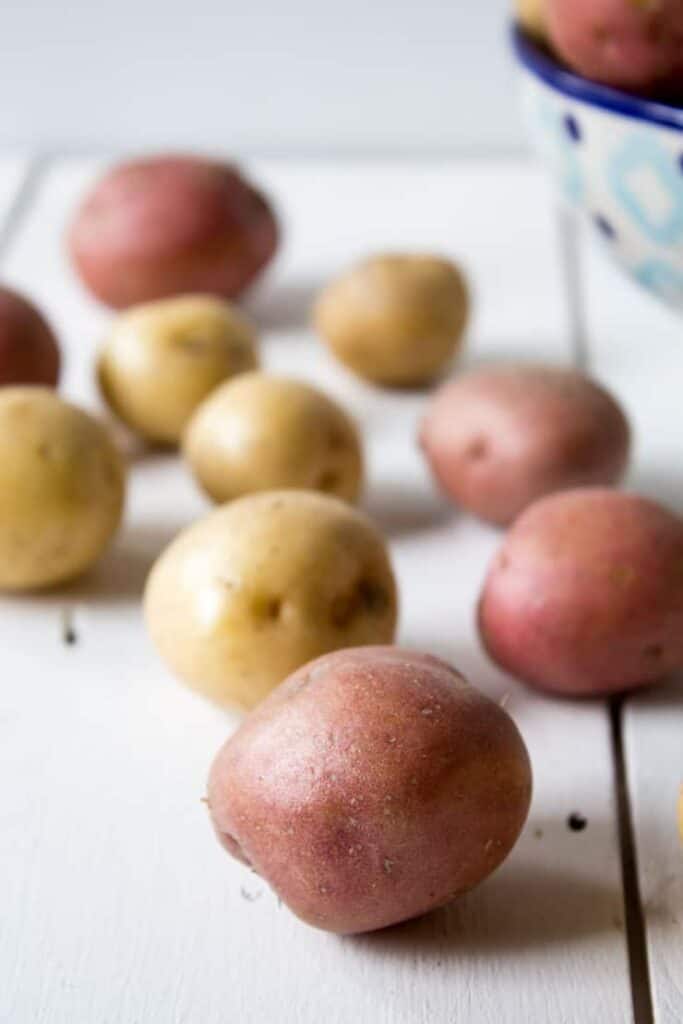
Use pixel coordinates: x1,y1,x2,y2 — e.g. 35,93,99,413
0,158,633,1023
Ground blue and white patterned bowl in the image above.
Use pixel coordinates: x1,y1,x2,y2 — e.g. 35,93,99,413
513,25,683,313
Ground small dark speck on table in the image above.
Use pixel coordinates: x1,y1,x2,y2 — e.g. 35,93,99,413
567,812,588,832
61,610,78,647
240,886,263,903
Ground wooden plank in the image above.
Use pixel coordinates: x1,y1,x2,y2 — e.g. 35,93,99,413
580,229,683,1024
0,156,33,254
0,158,632,1023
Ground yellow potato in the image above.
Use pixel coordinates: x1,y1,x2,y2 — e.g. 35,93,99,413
183,372,363,504
516,0,547,38
98,295,258,444
144,491,398,709
314,254,469,388
0,388,125,590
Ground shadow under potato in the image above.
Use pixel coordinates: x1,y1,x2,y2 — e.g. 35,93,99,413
624,672,683,713
460,349,572,373
363,479,456,538
37,522,186,606
353,858,623,957
244,278,322,331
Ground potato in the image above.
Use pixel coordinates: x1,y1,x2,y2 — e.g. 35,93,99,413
0,388,125,590
420,364,630,526
314,254,469,388
68,155,279,309
183,372,363,504
479,488,683,697
547,0,683,93
144,492,397,709
516,0,548,39
98,295,258,445
0,286,60,388
207,646,532,934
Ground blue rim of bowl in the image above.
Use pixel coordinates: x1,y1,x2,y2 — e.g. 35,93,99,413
512,24,683,133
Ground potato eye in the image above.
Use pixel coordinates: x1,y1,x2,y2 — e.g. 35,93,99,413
251,595,283,622
317,469,340,493
330,578,388,627
466,437,489,461
357,578,389,614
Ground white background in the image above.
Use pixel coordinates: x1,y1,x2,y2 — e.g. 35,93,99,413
2,0,521,154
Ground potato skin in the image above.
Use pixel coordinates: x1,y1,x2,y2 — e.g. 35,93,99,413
516,0,547,39
479,489,683,697
0,388,125,590
547,0,683,93
144,492,397,709
208,646,532,934
98,295,258,445
314,254,469,388
0,286,60,388
420,364,630,526
183,372,363,504
69,155,279,309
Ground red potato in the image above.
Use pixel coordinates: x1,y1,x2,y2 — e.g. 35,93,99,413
420,364,630,527
547,0,683,93
479,489,683,697
0,286,60,387
208,646,532,934
69,155,279,310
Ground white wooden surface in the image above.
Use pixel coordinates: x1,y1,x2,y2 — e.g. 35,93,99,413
0,157,31,249
0,156,667,1024
581,233,683,1024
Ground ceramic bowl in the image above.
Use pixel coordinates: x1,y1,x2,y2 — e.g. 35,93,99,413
513,25,683,312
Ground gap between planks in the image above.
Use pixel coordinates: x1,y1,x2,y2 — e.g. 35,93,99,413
556,204,655,1024
610,699,655,1024
0,157,49,261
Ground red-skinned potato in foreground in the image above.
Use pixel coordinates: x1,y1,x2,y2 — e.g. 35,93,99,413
479,488,683,697
0,286,60,387
68,155,279,309
547,0,683,94
208,646,532,934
